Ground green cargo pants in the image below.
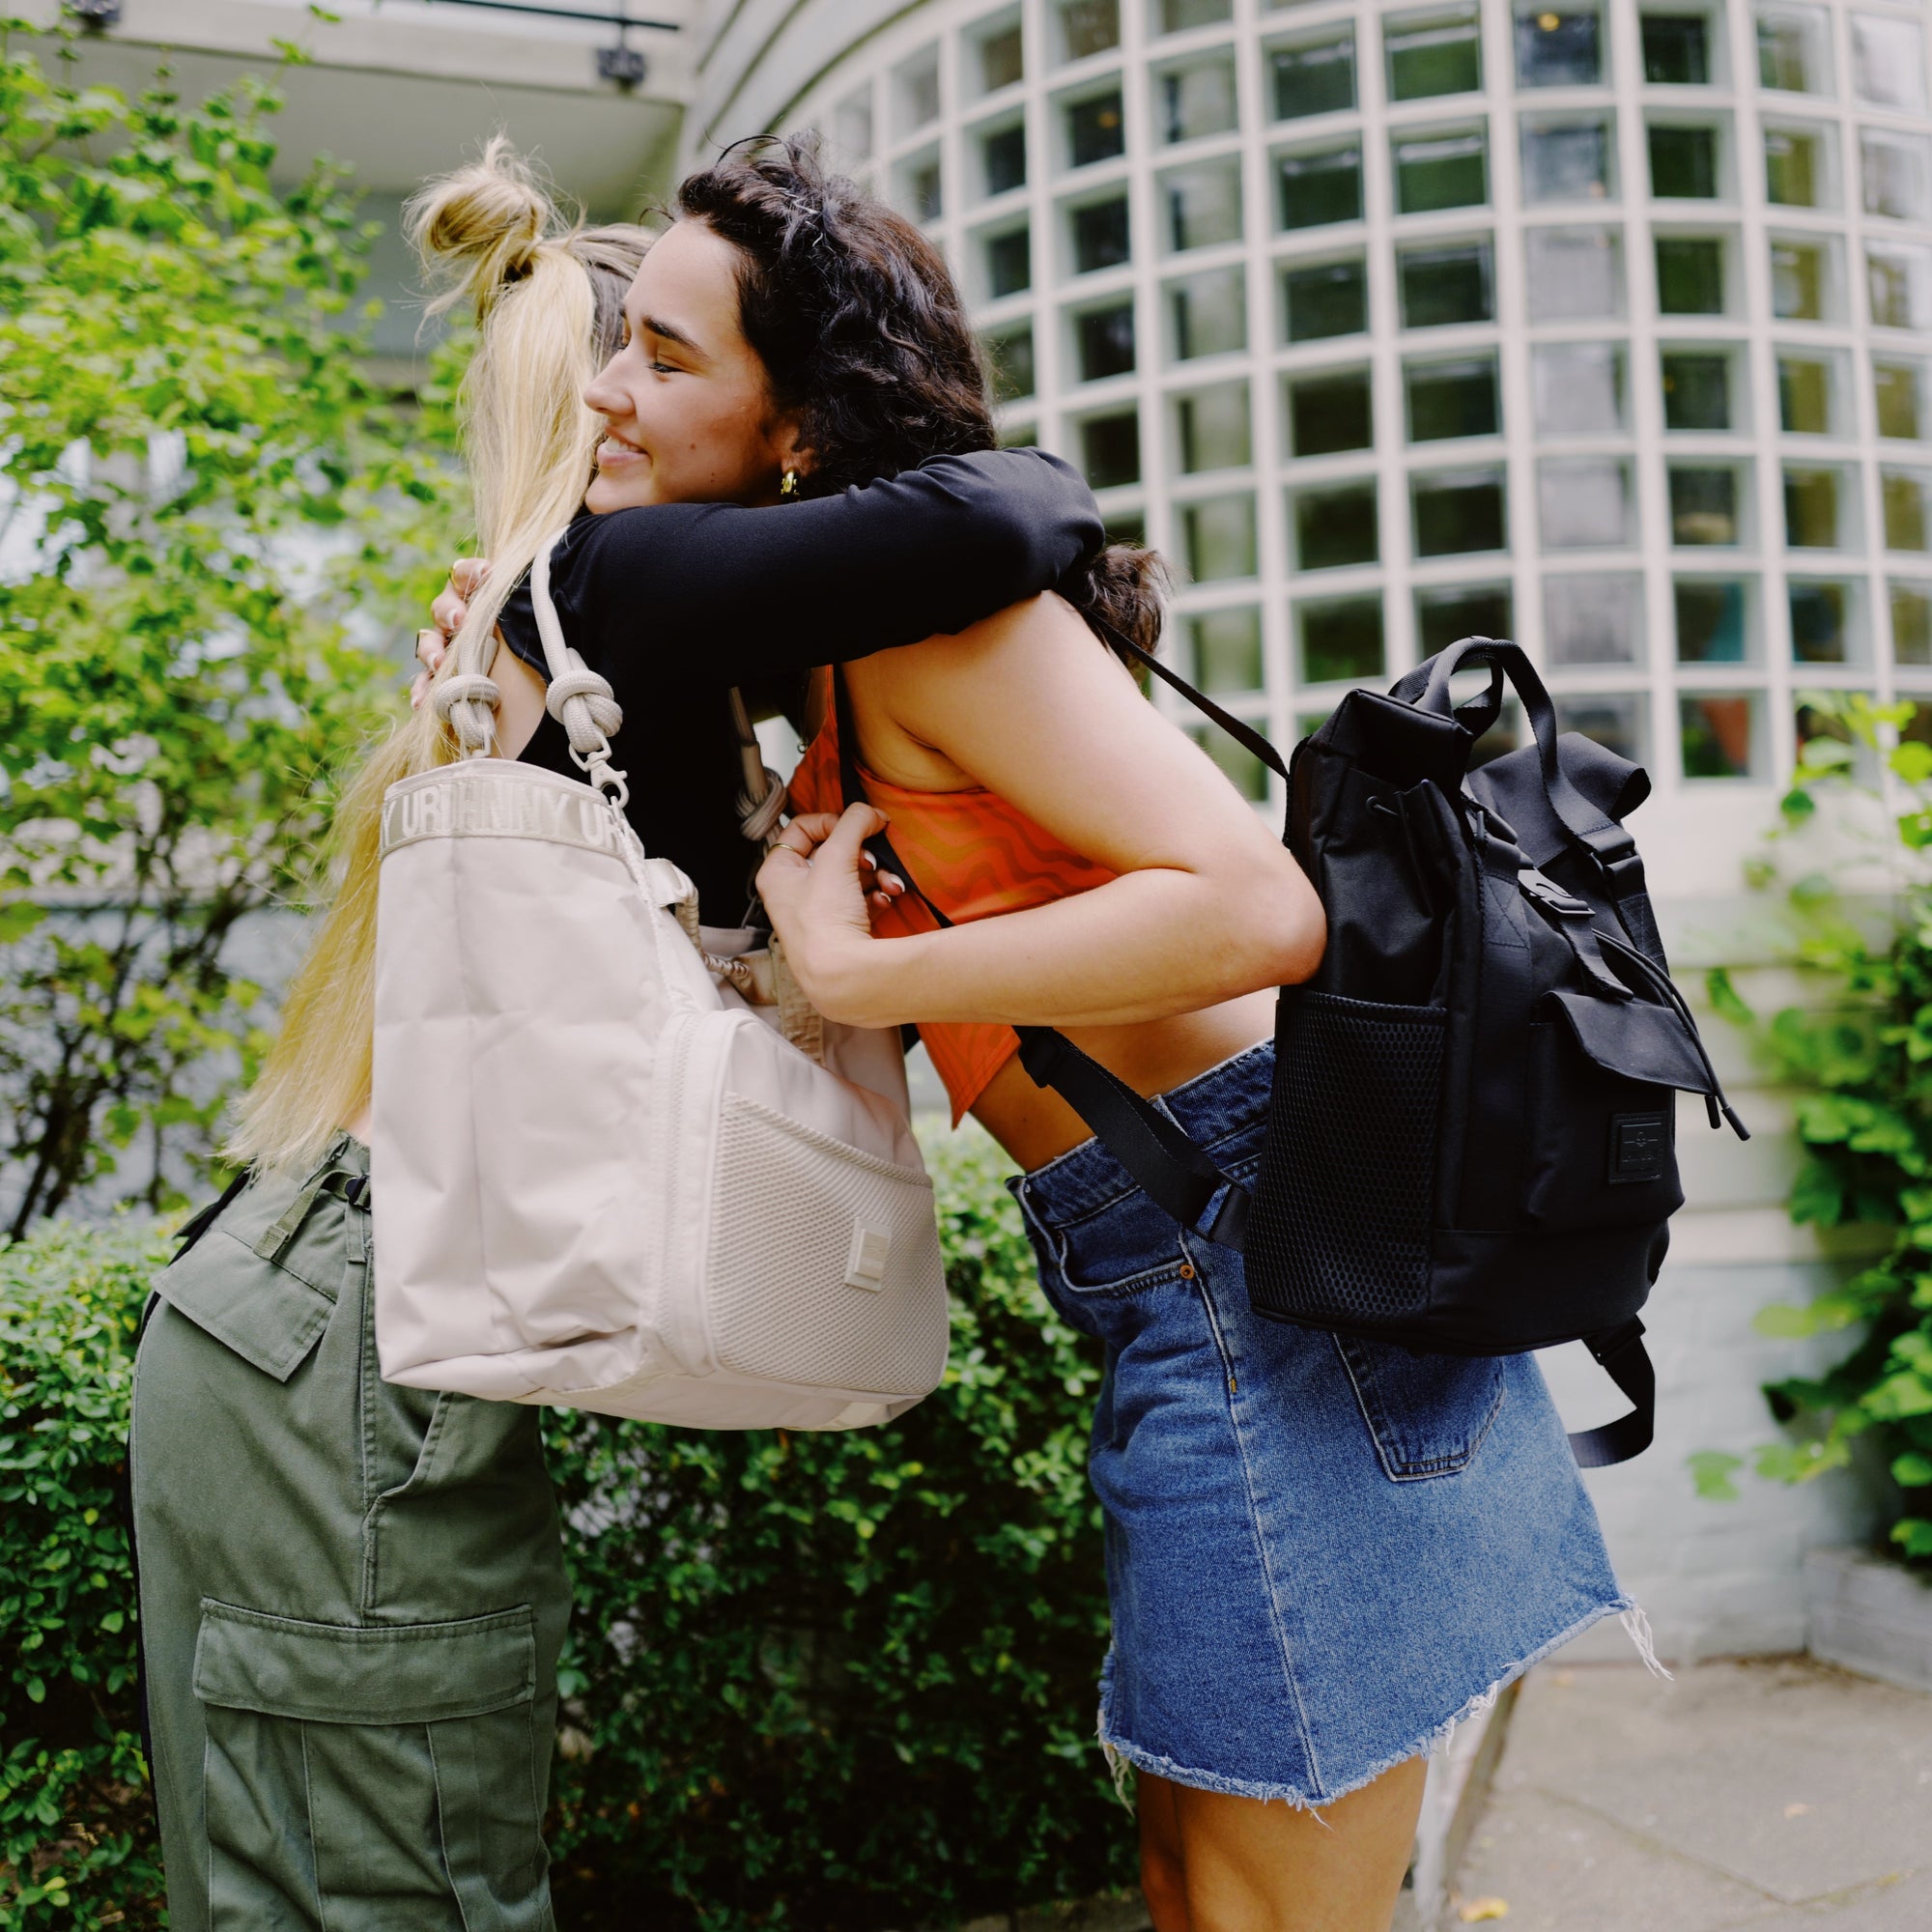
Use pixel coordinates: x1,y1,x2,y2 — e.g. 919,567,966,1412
130,1134,571,1931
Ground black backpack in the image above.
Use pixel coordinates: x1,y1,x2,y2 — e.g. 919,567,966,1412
852,637,1747,1469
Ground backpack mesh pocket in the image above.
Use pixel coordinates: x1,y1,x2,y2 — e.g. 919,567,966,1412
1244,991,1446,1327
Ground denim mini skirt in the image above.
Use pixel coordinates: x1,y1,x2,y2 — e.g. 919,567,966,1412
1010,1040,1640,1806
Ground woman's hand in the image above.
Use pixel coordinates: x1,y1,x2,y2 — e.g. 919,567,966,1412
756,806,907,1024
410,558,491,709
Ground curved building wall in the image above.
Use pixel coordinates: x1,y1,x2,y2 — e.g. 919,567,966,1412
690,0,1930,1660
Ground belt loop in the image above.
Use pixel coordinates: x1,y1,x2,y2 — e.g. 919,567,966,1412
252,1166,331,1265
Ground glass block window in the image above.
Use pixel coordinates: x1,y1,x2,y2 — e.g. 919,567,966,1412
984,323,1036,401
1187,608,1264,693
1414,469,1507,554
1558,693,1648,764
1764,129,1821,207
1884,471,1931,553
1680,693,1760,777
1160,55,1239,144
982,123,1027,197
1650,124,1720,198
1076,302,1137,381
1289,369,1374,454
1771,241,1827,320
1677,580,1751,660
1521,118,1614,204
1166,162,1244,249
1067,90,1126,167
1171,267,1247,360
1876,361,1926,441
1394,130,1489,213
986,224,1032,297
835,90,874,160
1869,245,1932,330
979,21,1025,94
1408,356,1500,440
1532,342,1624,433
1161,0,1234,30
1757,8,1827,92
1789,580,1852,660
1300,596,1386,681
1273,33,1356,120
1670,466,1741,544
905,156,944,221
1642,14,1710,84
1525,227,1623,319
1060,0,1121,61
1400,242,1494,326
1386,8,1483,101
1851,14,1928,112
1547,573,1642,663
1892,582,1932,664
1778,355,1833,434
1181,493,1258,578
1296,481,1380,568
1662,350,1733,429
1783,467,1842,547
896,48,941,134
1540,458,1633,547
1863,132,1932,222
1516,8,1603,88
1285,258,1369,340
1081,410,1142,486
1072,196,1133,271
1176,383,1253,471
1657,236,1727,313
1417,582,1512,655
1278,146,1364,228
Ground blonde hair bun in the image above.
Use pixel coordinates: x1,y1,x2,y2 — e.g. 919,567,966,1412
406,136,565,321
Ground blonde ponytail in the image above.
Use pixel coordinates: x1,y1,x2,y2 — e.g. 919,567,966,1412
229,144,651,1172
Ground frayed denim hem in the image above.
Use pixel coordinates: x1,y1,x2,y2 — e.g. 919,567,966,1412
1097,1594,1666,1810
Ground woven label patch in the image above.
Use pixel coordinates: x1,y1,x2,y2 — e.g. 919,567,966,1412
844,1224,892,1293
1608,1112,1670,1184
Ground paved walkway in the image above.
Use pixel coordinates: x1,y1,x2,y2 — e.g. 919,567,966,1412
1454,1658,1932,1930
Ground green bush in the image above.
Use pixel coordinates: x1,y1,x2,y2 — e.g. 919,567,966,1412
1,1130,1130,1930
1699,694,1932,1566
0,1217,170,1929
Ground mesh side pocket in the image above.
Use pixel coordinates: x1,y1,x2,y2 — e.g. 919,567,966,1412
704,1094,948,1399
1244,991,1446,1326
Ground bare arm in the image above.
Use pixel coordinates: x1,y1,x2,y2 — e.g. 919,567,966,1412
756,595,1324,1030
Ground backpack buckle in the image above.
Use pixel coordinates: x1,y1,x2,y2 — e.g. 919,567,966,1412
1519,868,1593,918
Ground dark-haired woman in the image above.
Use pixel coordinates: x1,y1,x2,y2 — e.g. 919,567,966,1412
423,141,1641,1932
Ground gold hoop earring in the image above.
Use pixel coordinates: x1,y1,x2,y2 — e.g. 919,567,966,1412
781,469,800,499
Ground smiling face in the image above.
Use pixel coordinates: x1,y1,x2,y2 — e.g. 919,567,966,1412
582,219,804,513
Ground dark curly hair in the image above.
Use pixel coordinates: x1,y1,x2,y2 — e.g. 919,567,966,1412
673,133,1168,661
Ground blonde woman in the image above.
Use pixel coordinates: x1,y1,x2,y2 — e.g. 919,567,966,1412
128,143,1104,1931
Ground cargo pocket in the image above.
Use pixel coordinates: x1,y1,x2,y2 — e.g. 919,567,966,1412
1335,1336,1504,1481
193,1601,549,1931
1245,991,1447,1328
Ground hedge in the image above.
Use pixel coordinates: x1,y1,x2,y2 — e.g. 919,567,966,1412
0,1129,1133,1930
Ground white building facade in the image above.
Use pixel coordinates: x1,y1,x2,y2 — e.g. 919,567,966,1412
685,0,1932,1660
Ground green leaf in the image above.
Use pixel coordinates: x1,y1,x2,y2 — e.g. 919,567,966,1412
1890,1452,1932,1489
1688,1451,1744,1501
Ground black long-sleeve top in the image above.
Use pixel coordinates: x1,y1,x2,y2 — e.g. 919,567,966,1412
497,448,1102,921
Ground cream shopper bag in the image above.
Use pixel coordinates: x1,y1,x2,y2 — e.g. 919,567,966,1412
370,534,950,1430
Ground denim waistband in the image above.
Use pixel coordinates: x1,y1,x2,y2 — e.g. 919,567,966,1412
1012,1039,1274,1232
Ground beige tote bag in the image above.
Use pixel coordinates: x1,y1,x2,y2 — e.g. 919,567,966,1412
369,535,950,1429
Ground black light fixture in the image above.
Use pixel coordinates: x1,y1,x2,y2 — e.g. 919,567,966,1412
597,43,647,86
65,0,122,27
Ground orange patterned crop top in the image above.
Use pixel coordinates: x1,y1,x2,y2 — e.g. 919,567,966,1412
785,689,1116,1123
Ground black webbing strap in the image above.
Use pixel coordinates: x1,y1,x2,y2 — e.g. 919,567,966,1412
1567,1320,1656,1468
832,665,1254,1246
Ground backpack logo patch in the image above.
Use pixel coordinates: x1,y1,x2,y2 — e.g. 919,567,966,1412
1608,1112,1670,1184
